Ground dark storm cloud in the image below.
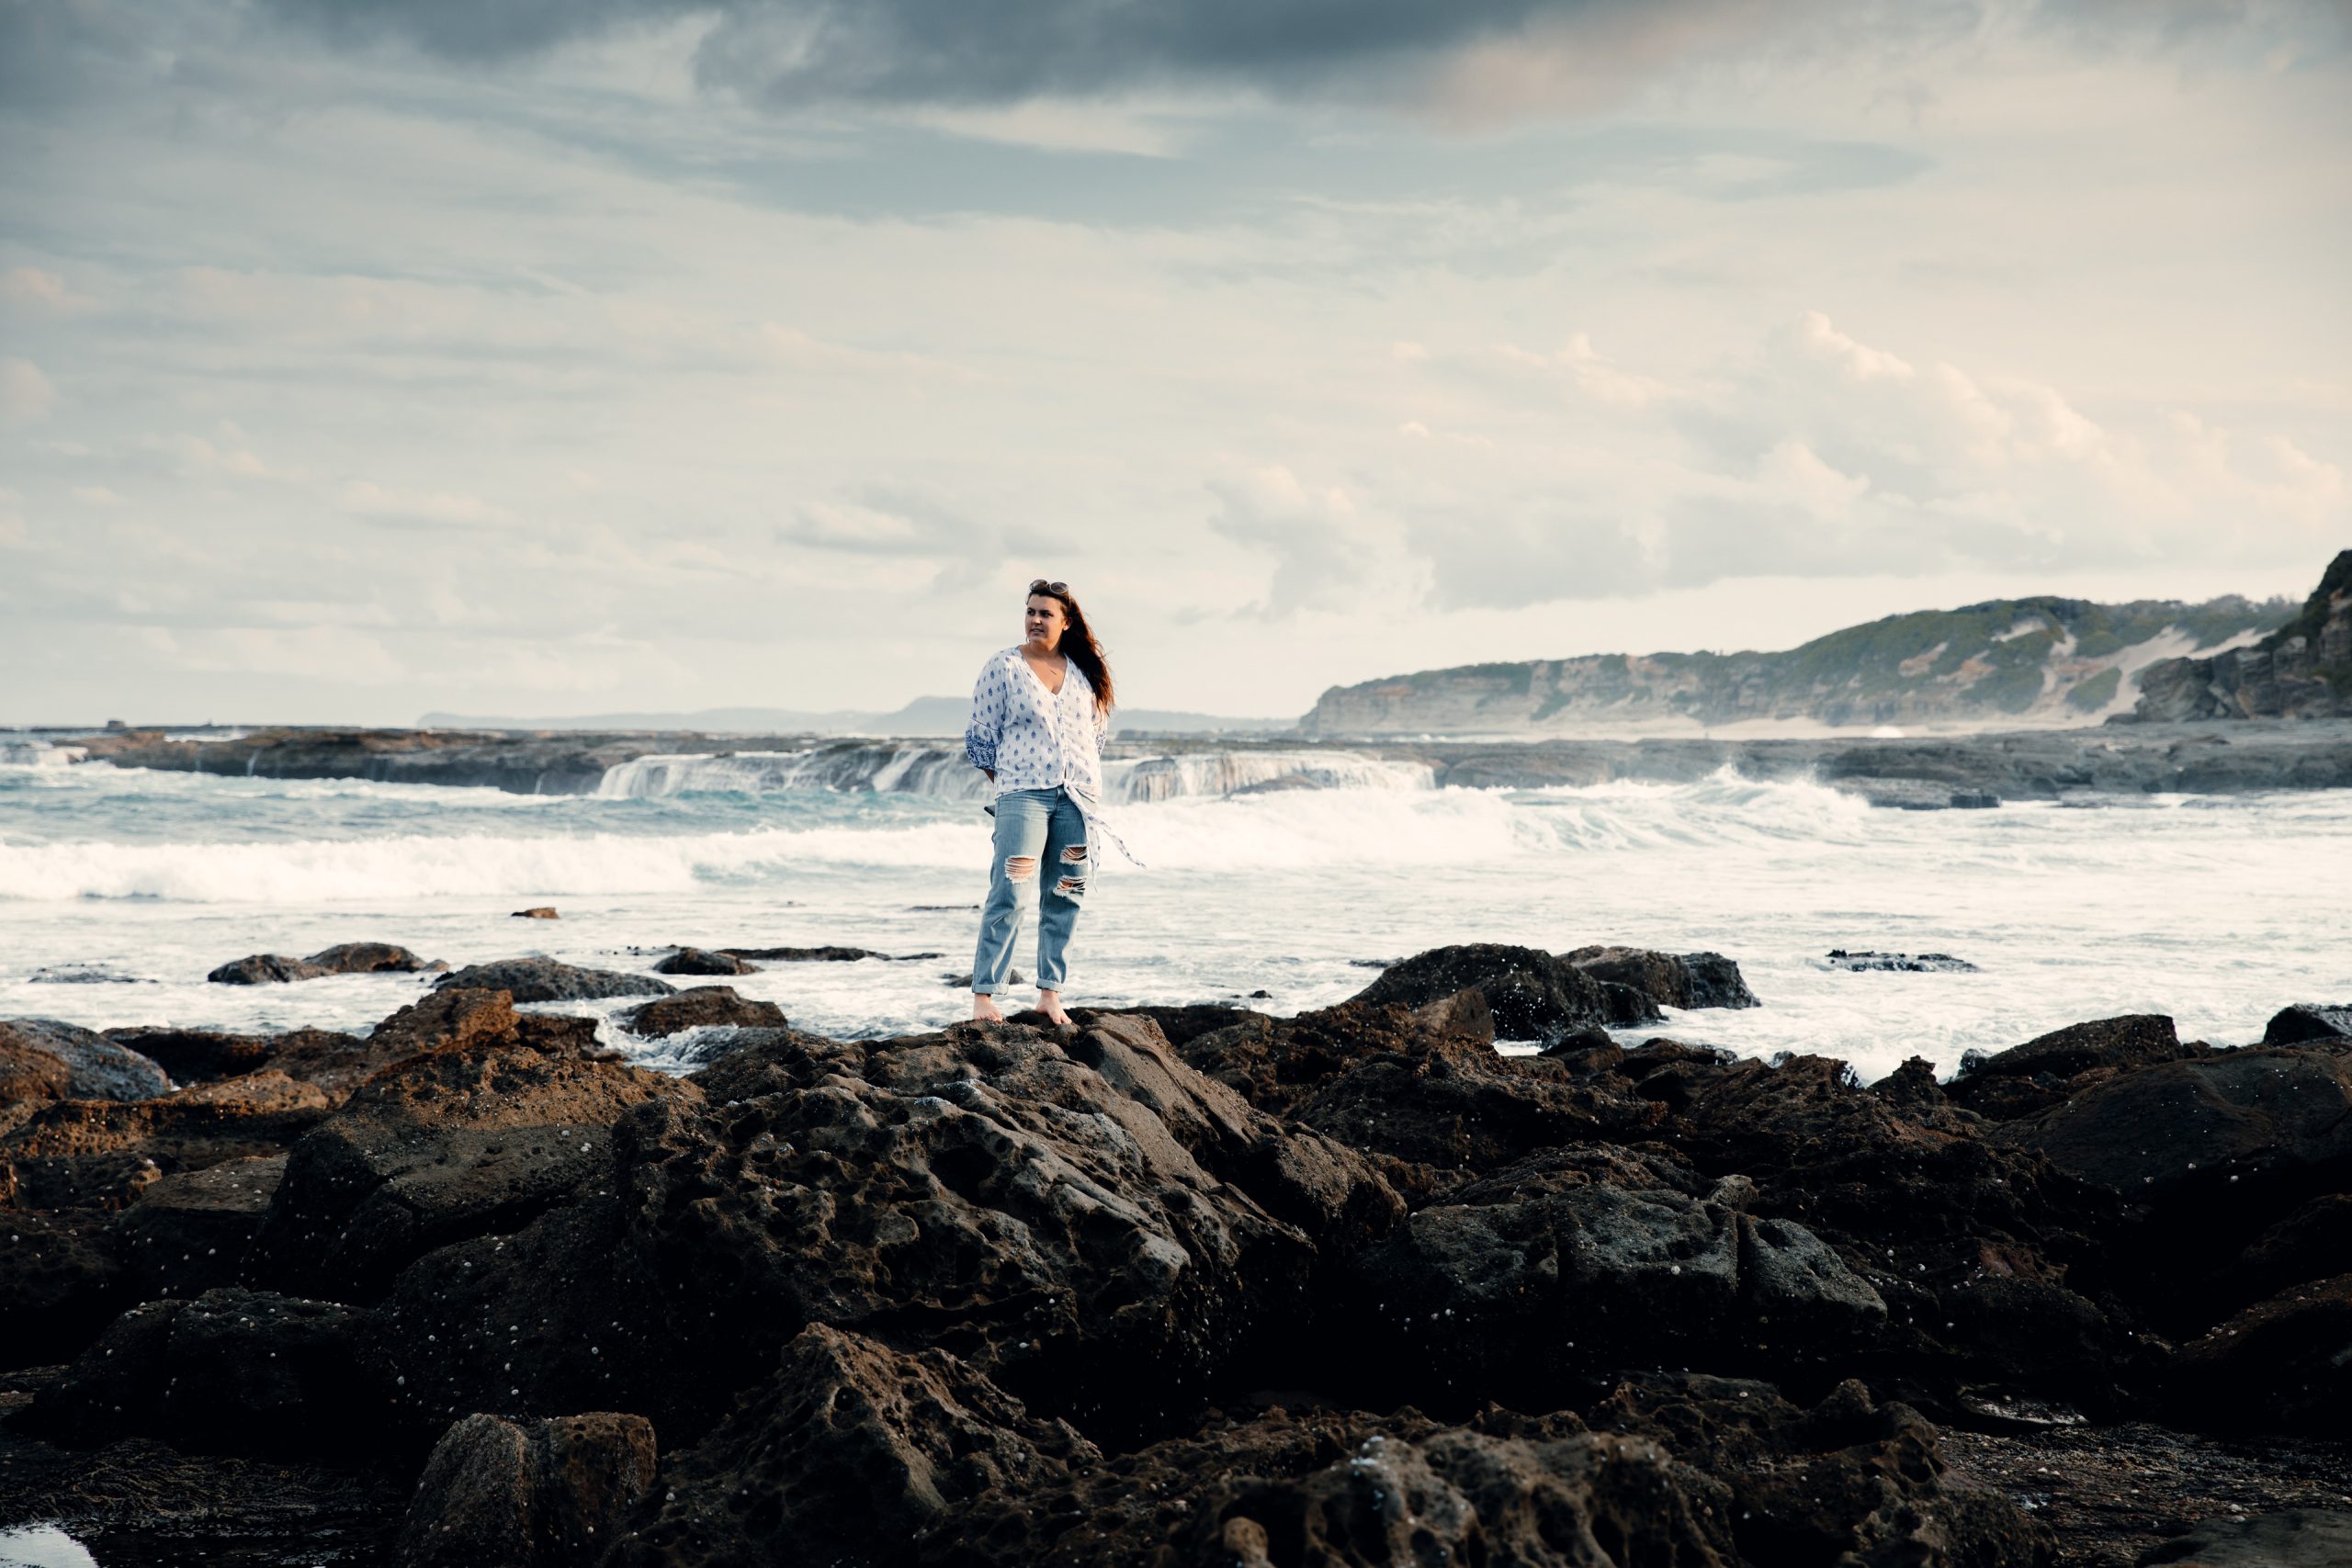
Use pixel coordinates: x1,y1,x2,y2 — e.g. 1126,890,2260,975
258,0,1716,102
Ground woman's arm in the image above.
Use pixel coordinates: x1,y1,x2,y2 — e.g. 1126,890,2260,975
964,656,1004,778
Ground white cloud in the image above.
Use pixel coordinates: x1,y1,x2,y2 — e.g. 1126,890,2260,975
71,486,120,505
0,268,93,311
1798,311,1915,383
153,626,408,684
340,480,511,525
0,359,56,422
1498,333,1677,407
149,433,300,482
1207,461,1421,616
1756,440,1871,516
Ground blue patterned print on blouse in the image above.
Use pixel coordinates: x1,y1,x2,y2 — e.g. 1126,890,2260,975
963,647,1110,805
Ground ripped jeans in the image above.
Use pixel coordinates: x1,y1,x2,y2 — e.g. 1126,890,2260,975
971,786,1089,995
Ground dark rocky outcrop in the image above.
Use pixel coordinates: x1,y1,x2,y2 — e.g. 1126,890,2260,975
616,987,788,1036
1589,1373,2052,1566
1349,943,1662,1042
2,1072,334,1210
614,1015,1398,1441
250,1044,690,1302
110,1154,286,1299
2262,1002,2352,1045
513,907,560,919
207,942,444,985
0,1036,74,1105
941,1373,2047,1568
607,1325,1097,1568
1824,949,1980,973
104,1026,286,1084
650,947,760,976
724,944,888,963
2175,1274,2352,1436
2134,549,2352,721
393,1411,656,1568
0,1019,174,1101
1348,1160,1886,1407
1999,1048,2352,1201
1948,1014,2196,1120
434,958,673,1003
29,1287,379,1460
1164,1000,1666,1187
13,981,2352,1563
0,1210,125,1366
1563,945,1761,1010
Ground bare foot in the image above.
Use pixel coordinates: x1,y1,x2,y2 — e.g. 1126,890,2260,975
1036,989,1073,1028
971,993,1004,1023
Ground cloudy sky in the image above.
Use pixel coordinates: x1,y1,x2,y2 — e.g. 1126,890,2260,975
3,0,2346,726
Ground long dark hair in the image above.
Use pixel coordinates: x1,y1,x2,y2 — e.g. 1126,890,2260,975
1030,579,1115,716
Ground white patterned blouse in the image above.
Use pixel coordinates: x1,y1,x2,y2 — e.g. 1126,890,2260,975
963,646,1109,804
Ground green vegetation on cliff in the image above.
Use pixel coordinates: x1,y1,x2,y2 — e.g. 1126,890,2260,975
1305,590,2296,735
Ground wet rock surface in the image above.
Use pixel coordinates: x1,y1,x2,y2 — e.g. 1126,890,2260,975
617,986,788,1036
435,957,675,1003
395,1411,656,1568
1825,949,1982,973
1563,945,1762,1010
2260,1002,2352,1045
208,942,445,985
1349,942,1663,1041
650,946,760,976
3,951,2347,1565
0,1019,174,1101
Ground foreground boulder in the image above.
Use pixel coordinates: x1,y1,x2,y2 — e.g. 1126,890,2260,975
251,1043,690,1301
1999,1046,2352,1202
940,1373,2047,1568
2174,1274,2352,1435
394,1411,655,1568
1167,1000,1665,1189
2262,1003,2352,1045
29,1287,379,1459
1947,1015,2195,1121
1347,1156,1887,1406
2,1072,333,1210
0,1019,173,1101
208,942,443,985
608,1325,1097,1568
0,1210,125,1365
111,1153,287,1298
650,947,759,976
609,1016,1396,1439
1351,943,1661,1042
103,1025,314,1084
0,1035,74,1105
434,958,673,1003
1591,1373,2052,1566
616,987,786,1037
1563,945,1760,1010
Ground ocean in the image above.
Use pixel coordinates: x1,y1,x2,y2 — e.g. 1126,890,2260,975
2,740,2345,1083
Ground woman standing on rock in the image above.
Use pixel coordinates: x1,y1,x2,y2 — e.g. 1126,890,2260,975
964,579,1123,1026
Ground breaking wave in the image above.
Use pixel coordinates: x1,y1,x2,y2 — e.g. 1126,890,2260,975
595,743,1433,803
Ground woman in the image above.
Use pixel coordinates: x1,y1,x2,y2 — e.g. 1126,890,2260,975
963,579,1118,1026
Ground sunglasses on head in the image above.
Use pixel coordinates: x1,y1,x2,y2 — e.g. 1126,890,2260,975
1028,580,1069,595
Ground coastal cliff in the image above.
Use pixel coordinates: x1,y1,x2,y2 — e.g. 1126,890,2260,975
2131,548,2352,721
1300,592,2290,737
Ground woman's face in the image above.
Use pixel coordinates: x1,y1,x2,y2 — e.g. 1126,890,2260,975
1024,593,1068,649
